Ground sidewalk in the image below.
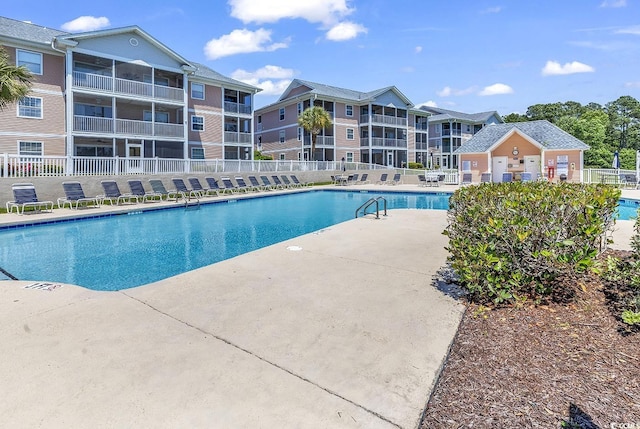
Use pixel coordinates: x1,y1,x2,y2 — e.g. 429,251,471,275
0,207,465,429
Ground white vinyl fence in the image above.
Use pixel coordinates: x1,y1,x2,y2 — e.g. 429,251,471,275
0,154,387,179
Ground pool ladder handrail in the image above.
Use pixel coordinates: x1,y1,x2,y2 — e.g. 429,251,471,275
355,196,387,219
184,195,201,210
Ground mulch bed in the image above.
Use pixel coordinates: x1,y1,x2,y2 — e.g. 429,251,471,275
421,251,640,428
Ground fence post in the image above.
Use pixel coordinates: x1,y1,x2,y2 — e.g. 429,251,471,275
114,156,120,175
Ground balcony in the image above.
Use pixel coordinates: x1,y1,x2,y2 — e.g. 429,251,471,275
72,71,184,102
415,142,429,150
73,115,184,138
224,101,252,115
359,114,407,127
361,137,407,148
301,135,334,146
224,132,253,144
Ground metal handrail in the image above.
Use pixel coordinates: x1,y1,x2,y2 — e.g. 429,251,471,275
355,196,387,219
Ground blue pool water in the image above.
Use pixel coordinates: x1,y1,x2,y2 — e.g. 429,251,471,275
0,190,450,291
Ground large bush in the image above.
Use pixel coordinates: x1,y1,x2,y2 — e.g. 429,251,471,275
444,182,620,304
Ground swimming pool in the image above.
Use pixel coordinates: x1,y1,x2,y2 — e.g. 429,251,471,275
0,190,450,291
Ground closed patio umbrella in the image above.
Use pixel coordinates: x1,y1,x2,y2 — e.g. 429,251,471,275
612,151,620,170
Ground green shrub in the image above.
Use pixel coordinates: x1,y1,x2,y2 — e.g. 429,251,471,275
444,182,620,305
408,162,424,169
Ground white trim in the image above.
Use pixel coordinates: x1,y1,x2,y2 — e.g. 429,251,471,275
191,115,205,131
346,128,354,140
191,82,205,100
17,96,43,119
345,104,353,117
17,49,43,75
17,140,44,156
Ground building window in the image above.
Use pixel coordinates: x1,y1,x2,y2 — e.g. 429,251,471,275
257,115,262,124
18,97,42,118
17,50,42,74
346,128,354,140
279,107,285,121
19,141,43,156
279,153,286,160
346,152,353,162
191,82,205,100
346,105,353,117
297,102,303,116
191,115,204,131
191,147,205,159
279,130,286,143
297,127,302,141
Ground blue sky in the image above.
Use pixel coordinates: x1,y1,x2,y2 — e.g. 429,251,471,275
4,0,640,114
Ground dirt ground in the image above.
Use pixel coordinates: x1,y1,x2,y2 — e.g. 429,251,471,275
421,255,640,428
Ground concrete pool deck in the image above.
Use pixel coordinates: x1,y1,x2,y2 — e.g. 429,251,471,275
0,184,636,428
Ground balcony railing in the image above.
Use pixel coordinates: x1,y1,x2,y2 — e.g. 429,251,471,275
73,115,184,138
316,136,335,146
224,132,253,143
0,154,389,178
224,101,252,115
361,137,407,148
359,114,408,126
72,71,183,102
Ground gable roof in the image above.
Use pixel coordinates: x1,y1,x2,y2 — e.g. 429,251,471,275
419,106,502,123
276,79,413,106
55,25,193,66
454,120,590,154
190,62,260,93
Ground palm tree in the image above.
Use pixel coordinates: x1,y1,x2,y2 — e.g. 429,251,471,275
0,48,33,110
297,106,332,161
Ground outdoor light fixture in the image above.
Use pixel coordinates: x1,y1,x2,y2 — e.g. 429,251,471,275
512,146,519,156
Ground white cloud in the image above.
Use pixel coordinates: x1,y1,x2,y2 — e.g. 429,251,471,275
625,81,640,88
616,25,640,35
436,86,477,97
204,28,288,60
481,6,502,14
600,0,626,7
478,83,514,96
417,100,438,108
231,65,296,95
228,0,353,25
61,16,110,32
541,60,595,76
415,46,423,54
326,21,367,41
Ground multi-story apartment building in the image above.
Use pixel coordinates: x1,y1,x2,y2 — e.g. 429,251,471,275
255,79,432,168
0,16,259,168
418,106,503,169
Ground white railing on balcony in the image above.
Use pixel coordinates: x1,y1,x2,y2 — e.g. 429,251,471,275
154,123,184,138
1,154,391,178
316,136,335,146
73,71,113,91
224,132,253,143
72,71,183,102
74,116,184,138
74,115,114,133
154,85,183,102
359,114,408,126
224,101,252,115
360,137,407,148
116,119,153,136
115,78,153,98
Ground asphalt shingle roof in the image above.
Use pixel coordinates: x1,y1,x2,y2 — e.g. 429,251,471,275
190,62,260,92
278,79,413,105
454,120,590,153
420,106,501,123
0,17,259,92
0,16,67,45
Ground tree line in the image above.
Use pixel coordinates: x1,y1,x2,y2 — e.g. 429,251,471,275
503,96,640,169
